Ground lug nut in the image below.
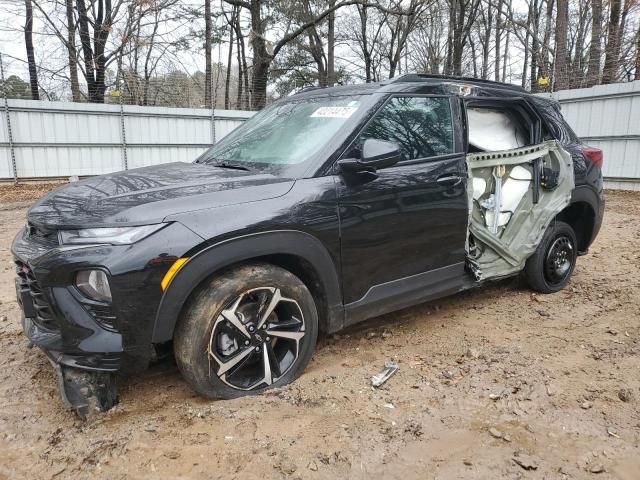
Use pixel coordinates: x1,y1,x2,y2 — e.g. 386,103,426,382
265,337,270,342
255,346,260,351
244,340,250,346
261,324,267,329
249,325,255,332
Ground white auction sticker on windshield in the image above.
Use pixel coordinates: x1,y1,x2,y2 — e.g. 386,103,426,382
311,106,358,118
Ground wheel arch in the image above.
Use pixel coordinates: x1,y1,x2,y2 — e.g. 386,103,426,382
151,230,343,343
551,184,603,253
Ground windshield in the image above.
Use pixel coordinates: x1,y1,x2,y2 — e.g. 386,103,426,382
197,95,367,175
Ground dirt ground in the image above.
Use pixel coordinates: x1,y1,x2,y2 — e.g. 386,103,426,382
0,186,638,480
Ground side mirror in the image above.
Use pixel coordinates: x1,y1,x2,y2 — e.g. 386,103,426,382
338,139,401,173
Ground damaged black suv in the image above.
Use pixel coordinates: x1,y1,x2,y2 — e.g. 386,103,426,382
12,74,604,416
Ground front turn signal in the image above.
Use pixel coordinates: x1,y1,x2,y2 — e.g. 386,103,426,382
161,257,189,291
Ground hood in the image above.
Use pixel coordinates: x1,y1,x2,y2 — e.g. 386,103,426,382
28,162,294,229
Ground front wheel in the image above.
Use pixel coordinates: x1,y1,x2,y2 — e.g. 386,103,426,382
174,263,318,399
524,220,578,293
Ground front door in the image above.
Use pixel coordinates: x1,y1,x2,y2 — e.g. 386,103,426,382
336,95,469,323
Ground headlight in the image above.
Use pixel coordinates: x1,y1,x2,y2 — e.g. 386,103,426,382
76,270,112,302
58,224,166,245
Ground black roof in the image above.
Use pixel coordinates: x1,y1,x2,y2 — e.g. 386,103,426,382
290,73,530,100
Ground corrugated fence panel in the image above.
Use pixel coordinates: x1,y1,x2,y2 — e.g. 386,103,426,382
542,80,640,185
3,87,640,188
0,99,253,179
0,109,12,178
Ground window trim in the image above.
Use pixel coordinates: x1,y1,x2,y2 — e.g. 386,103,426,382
337,93,458,167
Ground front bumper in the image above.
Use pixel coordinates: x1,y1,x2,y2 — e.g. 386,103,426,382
12,222,204,375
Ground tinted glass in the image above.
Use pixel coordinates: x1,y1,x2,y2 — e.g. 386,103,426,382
357,96,454,161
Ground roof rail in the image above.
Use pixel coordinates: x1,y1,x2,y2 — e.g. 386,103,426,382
387,73,527,93
297,85,325,94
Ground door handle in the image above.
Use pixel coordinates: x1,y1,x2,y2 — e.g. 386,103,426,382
436,175,463,187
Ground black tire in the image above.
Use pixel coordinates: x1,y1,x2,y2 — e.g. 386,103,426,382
524,220,578,293
174,263,318,400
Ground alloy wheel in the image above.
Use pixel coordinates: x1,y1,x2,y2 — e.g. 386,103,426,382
207,287,305,390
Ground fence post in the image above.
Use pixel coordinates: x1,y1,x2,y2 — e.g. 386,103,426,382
0,52,18,183
118,91,128,170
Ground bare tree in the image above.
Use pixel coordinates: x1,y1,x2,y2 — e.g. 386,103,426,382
385,0,429,78
204,0,213,108
553,0,568,89
586,0,603,86
494,0,503,81
603,0,622,84
446,0,481,76
65,0,81,101
24,0,39,99
327,1,336,86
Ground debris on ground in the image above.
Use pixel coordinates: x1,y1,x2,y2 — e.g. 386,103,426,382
512,454,539,471
371,361,399,387
618,388,633,403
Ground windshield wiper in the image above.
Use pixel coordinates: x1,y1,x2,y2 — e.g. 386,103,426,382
211,161,251,171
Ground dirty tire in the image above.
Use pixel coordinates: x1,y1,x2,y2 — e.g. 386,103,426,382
174,263,318,400
524,220,577,293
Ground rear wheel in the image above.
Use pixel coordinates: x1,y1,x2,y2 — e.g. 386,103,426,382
174,263,318,399
524,220,577,293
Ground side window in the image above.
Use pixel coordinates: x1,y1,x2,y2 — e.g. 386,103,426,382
356,96,454,162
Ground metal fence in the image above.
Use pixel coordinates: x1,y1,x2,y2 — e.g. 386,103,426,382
0,99,253,180
2,82,640,189
542,80,640,191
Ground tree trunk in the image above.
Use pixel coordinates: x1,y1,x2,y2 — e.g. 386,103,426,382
231,14,249,109
554,0,568,90
327,2,336,86
522,1,531,88
24,0,39,100
236,30,243,108
481,7,493,79
571,1,589,87
636,27,640,80
65,0,80,101
76,0,111,103
445,2,455,74
248,0,272,109
224,8,236,110
530,0,540,91
586,0,602,86
358,5,373,82
204,0,212,108
602,0,621,84
494,0,503,82
501,1,510,83
75,0,96,100
539,0,554,88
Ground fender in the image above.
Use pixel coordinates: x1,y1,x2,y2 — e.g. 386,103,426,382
569,184,605,248
570,184,601,212
151,230,343,342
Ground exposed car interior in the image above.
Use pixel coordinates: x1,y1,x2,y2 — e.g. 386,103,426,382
464,102,573,281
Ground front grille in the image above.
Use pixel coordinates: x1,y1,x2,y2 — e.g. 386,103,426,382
26,223,59,248
15,261,59,332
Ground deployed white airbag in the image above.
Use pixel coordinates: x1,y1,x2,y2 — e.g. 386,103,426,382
468,108,526,151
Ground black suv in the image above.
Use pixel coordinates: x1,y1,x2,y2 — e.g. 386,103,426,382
12,74,604,415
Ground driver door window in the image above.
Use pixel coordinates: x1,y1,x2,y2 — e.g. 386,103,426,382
354,96,454,162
